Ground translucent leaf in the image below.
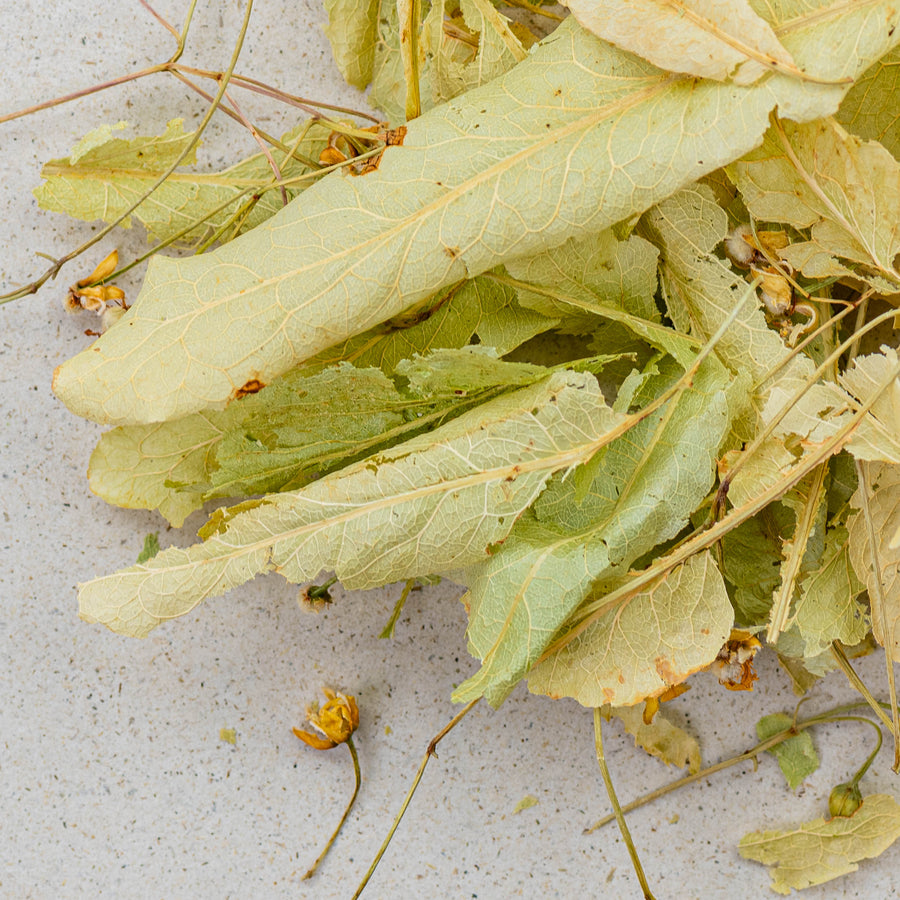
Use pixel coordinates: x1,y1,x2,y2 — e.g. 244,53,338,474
78,371,626,637
454,359,734,707
611,705,701,773
727,117,900,293
422,0,526,104
369,0,412,121
840,348,900,465
847,462,900,660
34,119,328,245
756,712,819,791
739,794,900,894
526,551,733,707
564,0,796,84
53,11,900,426
323,0,379,89
836,45,900,159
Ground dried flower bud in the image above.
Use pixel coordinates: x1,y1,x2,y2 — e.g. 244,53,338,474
828,782,863,818
293,687,359,750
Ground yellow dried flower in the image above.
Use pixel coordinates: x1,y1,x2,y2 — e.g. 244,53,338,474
293,687,359,750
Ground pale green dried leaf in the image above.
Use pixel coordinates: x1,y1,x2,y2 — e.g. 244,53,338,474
53,10,900,426
611,705,701,773
793,524,867,656
641,185,809,387
34,119,328,245
727,117,900,293
564,0,795,84
323,0,379,89
840,348,900,465
454,360,733,706
848,461,900,660
87,278,557,525
136,533,160,565
527,551,732,707
506,228,660,332
396,346,550,394
422,0,526,104
836,45,900,159
79,371,623,637
756,712,819,790
307,273,557,375
739,794,900,894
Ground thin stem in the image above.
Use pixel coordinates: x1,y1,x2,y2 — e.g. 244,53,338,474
830,641,895,732
854,459,900,770
586,704,888,833
166,0,201,64
302,736,362,880
352,699,480,899
1,0,257,304
223,90,289,205
593,710,656,899
138,0,181,41
379,580,414,639
0,64,168,127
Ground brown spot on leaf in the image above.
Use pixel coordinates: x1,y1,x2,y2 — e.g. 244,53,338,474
654,656,684,685
232,378,265,400
444,245,461,259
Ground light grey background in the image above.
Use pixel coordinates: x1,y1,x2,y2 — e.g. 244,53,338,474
1,2,898,898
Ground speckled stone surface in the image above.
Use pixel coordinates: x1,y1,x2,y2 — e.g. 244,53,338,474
2,3,899,898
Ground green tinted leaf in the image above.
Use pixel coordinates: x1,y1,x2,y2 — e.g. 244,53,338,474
756,712,819,790
136,533,160,564
79,371,625,637
455,359,734,706
422,0,526,104
739,794,900,894
323,0,379,89
34,119,328,245
794,524,867,656
54,11,900,426
836,44,900,159
526,551,732,707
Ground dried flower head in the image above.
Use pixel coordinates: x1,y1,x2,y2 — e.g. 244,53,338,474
293,687,359,750
708,629,761,691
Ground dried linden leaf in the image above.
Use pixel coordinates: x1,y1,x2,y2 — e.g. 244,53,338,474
739,794,900,894
836,44,900,159
840,348,900,466
727,117,900,294
563,0,796,85
322,0,379,90
756,713,819,791
611,705,701,773
422,0,527,104
527,551,733,708
53,10,900,426
78,371,627,637
847,461,900,661
454,359,734,706
34,119,329,245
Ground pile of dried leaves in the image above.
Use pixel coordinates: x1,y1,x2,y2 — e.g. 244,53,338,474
12,0,900,894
